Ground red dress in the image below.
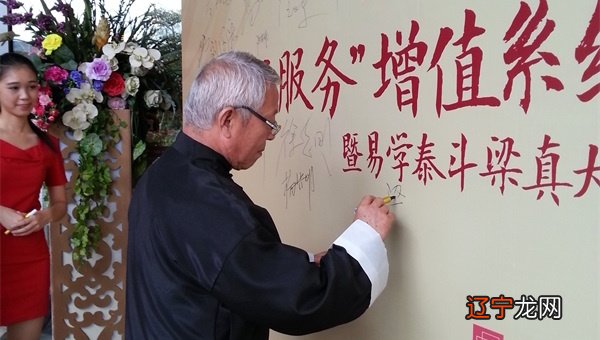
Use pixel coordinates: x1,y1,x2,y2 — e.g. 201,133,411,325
0,136,67,325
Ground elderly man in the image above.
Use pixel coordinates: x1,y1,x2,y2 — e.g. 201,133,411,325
125,51,395,339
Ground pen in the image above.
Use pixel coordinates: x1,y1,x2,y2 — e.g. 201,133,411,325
383,196,396,205
4,209,37,235
354,196,396,213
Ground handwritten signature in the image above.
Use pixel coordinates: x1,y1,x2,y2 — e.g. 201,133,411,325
386,183,406,206
283,166,315,209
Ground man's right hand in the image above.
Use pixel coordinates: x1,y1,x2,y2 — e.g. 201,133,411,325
354,195,395,240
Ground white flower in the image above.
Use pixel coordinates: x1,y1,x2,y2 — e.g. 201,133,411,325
102,44,121,71
71,129,85,141
62,103,98,140
102,41,126,59
129,47,161,69
66,83,103,105
144,90,163,108
107,56,119,71
123,42,138,54
131,67,148,76
77,62,87,73
125,76,140,96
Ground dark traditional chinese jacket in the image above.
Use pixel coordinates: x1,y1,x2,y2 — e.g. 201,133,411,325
125,133,388,340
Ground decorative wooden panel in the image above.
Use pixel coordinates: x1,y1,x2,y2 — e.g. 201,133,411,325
49,110,131,339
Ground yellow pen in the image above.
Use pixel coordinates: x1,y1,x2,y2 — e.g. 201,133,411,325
383,196,396,204
4,209,37,235
354,196,396,213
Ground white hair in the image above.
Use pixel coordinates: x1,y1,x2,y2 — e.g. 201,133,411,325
183,51,280,130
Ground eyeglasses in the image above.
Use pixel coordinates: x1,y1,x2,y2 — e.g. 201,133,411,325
233,105,281,136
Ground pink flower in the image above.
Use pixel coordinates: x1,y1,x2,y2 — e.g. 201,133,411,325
108,97,126,109
38,92,52,106
35,119,46,129
34,104,45,117
44,65,69,84
85,58,112,81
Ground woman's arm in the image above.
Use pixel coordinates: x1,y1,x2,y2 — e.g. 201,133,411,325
4,185,67,236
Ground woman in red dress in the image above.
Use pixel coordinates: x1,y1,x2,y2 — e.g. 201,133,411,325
0,53,67,339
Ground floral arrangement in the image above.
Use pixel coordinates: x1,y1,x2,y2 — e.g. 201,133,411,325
36,34,166,138
1,0,182,262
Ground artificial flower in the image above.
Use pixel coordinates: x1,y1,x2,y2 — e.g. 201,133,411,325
32,86,59,131
125,76,140,96
102,41,126,60
62,103,99,140
38,89,53,107
84,57,112,82
108,97,127,109
130,47,161,69
92,17,110,50
69,71,83,88
66,83,104,105
103,72,126,97
144,90,162,108
41,33,62,55
43,65,69,84
2,0,183,265
131,67,148,77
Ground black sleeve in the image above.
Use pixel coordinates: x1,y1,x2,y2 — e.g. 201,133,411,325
211,225,372,335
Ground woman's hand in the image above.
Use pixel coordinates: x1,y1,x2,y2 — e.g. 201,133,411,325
0,206,30,234
3,209,46,236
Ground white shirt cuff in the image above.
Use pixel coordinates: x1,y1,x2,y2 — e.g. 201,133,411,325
333,219,389,306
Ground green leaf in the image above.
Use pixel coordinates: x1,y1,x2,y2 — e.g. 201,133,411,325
133,140,146,160
60,60,79,71
71,238,80,247
79,133,103,156
80,168,94,181
51,44,76,66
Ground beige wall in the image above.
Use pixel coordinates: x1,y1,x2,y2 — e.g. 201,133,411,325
181,1,599,339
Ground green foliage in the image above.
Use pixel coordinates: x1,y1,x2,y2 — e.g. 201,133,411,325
70,108,121,264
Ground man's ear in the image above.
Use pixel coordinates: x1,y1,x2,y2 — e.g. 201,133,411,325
216,107,235,138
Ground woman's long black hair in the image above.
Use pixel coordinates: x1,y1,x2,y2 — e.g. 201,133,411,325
0,52,58,153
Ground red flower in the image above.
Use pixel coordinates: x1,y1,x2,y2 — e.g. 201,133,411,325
103,72,126,97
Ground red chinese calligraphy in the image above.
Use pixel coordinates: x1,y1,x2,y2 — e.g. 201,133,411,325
429,26,453,115
367,131,384,178
573,144,600,197
479,136,523,194
373,21,428,117
522,135,573,206
311,37,358,118
429,9,500,117
448,133,477,192
342,132,363,172
412,133,447,185
279,48,314,113
503,0,563,113
386,132,413,182
575,0,600,102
